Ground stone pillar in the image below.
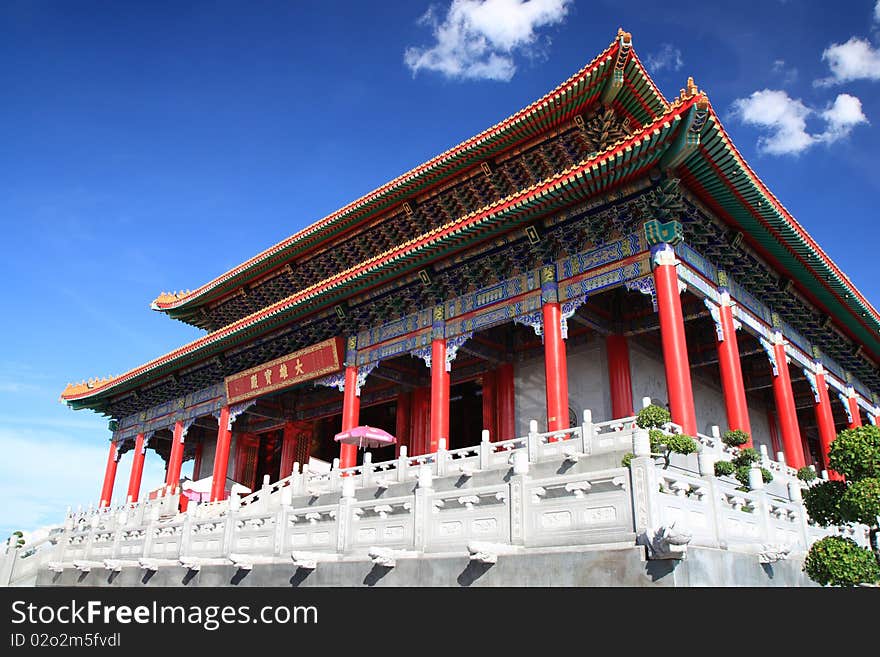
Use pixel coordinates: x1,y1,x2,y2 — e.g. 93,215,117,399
126,432,147,503
210,406,232,502
710,288,752,441
651,243,697,435
340,365,361,468
764,331,805,469
540,265,570,434
165,420,187,492
99,441,120,508
606,334,634,419
496,362,516,442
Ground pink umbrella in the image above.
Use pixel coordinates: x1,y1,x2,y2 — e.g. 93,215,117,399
334,425,397,449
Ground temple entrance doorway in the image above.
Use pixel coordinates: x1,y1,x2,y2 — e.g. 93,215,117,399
449,379,484,450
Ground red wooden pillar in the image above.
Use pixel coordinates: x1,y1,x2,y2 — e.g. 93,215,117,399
845,392,862,430
410,387,430,455
496,362,515,442
126,432,147,503
652,245,697,436
813,368,842,480
340,365,361,468
606,334,634,419
481,369,497,440
768,336,805,469
539,265,569,435
99,441,119,508
767,410,781,457
279,421,298,479
430,337,450,452
210,406,232,502
395,391,411,457
192,443,203,480
165,420,186,492
714,299,752,442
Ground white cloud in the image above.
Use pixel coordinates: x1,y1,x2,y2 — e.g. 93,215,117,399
816,37,880,86
646,44,683,73
730,89,868,155
817,93,869,143
404,0,572,81
771,59,798,85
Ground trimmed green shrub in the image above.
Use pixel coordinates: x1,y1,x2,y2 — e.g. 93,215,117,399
621,453,634,468
803,536,880,587
731,447,759,468
839,478,880,526
722,429,750,448
797,466,817,482
802,480,849,527
714,460,735,477
636,404,671,429
828,425,880,481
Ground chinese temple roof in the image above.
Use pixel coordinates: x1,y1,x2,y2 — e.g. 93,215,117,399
151,30,666,328
62,30,880,413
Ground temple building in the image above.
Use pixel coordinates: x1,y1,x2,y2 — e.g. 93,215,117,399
13,30,873,587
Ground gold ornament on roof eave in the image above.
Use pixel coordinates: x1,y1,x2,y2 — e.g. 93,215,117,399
61,374,118,398
153,289,194,305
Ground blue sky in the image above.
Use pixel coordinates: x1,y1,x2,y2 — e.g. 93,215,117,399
1,0,879,539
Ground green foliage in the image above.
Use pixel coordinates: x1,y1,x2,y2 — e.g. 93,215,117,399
803,536,880,587
722,429,750,448
621,453,634,468
648,429,666,452
648,430,698,468
802,480,849,527
636,404,671,429
666,434,699,456
839,478,880,526
731,447,759,468
714,460,735,477
828,425,880,481
797,466,817,483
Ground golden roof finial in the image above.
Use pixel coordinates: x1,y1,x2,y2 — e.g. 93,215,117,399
617,27,632,43
153,291,179,305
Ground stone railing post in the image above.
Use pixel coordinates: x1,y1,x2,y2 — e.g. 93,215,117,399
579,409,593,455
509,473,527,546
336,478,355,555
629,428,660,540
362,452,373,488
479,430,491,470
436,439,447,477
412,466,432,552
396,447,409,483
527,420,540,463
0,546,17,586
291,463,303,496
221,511,236,557
179,510,193,558
748,464,771,545
274,505,289,557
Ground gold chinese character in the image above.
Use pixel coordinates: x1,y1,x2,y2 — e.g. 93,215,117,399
264,369,272,385
295,358,304,375
250,374,258,389
279,363,288,379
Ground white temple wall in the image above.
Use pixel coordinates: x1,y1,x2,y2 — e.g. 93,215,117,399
192,433,238,482
514,336,775,452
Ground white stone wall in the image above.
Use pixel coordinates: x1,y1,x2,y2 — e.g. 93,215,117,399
193,433,238,482
514,338,612,435
514,337,775,450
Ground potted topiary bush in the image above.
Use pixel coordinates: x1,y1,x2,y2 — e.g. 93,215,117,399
802,425,880,586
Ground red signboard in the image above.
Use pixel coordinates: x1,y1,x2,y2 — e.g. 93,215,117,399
224,337,345,405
